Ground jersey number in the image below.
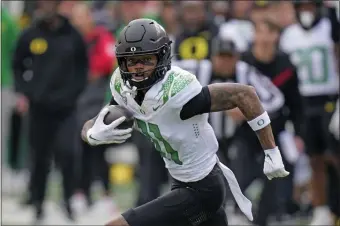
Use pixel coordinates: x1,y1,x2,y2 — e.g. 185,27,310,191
136,119,182,165
293,46,329,84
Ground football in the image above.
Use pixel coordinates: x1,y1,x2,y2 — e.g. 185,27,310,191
103,105,134,129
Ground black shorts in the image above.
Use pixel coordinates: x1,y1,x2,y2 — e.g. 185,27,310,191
303,110,338,155
122,164,228,226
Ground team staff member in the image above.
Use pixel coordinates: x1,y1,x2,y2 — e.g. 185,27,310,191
174,1,219,60
12,0,88,222
242,19,305,220
211,35,292,226
242,19,304,148
280,1,340,223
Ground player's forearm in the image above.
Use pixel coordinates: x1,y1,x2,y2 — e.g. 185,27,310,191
208,83,276,149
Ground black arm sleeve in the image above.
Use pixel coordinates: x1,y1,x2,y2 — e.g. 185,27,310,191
180,86,211,120
109,97,118,105
328,7,340,43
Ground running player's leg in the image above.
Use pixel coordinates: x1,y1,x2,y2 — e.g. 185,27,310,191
304,115,327,207
200,207,228,226
107,187,198,226
105,164,227,226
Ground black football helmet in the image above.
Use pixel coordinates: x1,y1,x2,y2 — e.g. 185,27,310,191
293,0,323,30
115,18,172,90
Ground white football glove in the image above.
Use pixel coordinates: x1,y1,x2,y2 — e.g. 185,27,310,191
87,107,132,146
263,147,290,180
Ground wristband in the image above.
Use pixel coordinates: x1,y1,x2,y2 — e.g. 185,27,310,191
247,111,271,131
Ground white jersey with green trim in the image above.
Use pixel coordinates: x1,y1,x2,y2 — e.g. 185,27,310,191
110,66,254,221
280,18,339,96
110,66,218,182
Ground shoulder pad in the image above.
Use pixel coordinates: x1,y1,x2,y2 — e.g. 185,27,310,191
162,67,197,104
110,68,123,95
171,70,196,96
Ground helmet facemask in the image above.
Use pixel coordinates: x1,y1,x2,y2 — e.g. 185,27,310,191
117,43,172,90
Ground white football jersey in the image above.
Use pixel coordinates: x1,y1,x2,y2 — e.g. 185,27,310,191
110,66,218,182
280,18,339,96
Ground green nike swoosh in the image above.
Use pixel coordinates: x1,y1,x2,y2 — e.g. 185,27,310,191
153,105,161,111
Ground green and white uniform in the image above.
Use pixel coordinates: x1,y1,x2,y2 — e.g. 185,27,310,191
111,66,218,182
110,65,253,221
280,18,339,97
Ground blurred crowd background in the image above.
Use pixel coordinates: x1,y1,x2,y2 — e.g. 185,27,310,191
1,0,339,225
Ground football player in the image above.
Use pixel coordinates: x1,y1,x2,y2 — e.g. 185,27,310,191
280,0,340,224
82,19,289,226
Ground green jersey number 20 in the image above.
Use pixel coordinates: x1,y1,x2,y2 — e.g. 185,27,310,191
136,119,183,165
293,46,329,84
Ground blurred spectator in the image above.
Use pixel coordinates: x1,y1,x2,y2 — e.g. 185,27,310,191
159,1,178,39
210,35,290,226
250,1,274,24
2,1,24,18
174,1,219,60
114,1,148,37
228,0,252,20
91,1,118,33
270,1,296,28
1,6,20,185
211,1,229,26
58,0,78,18
218,19,254,54
242,18,305,220
218,0,255,54
71,2,117,213
12,0,88,222
280,0,340,224
243,19,304,142
158,1,178,56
